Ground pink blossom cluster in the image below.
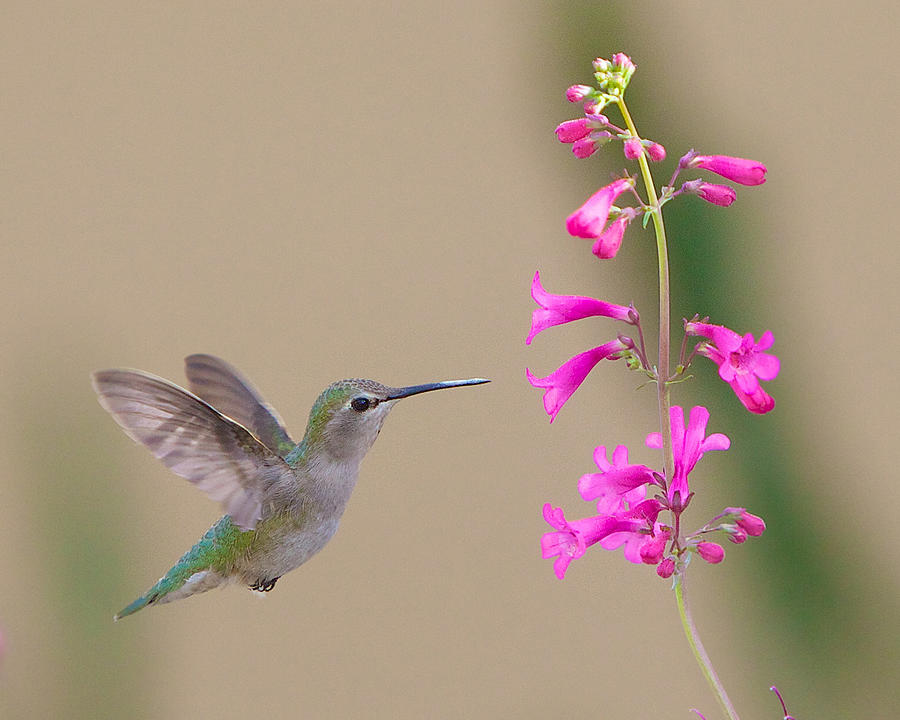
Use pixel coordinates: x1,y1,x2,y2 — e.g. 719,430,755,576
541,407,766,579
530,53,777,581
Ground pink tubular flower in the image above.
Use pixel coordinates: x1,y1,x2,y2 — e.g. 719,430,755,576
578,444,655,511
683,152,767,186
646,406,730,506
527,271,635,345
685,322,780,414
566,178,634,239
526,338,631,422
696,541,725,564
541,503,643,579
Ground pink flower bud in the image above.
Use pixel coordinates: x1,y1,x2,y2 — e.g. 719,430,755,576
572,138,597,159
657,557,676,578
566,84,593,102
591,214,630,259
566,178,634,240
727,527,748,544
646,142,666,162
696,182,737,207
610,53,636,74
555,119,590,143
696,541,725,564
685,153,767,186
732,509,766,536
623,138,642,159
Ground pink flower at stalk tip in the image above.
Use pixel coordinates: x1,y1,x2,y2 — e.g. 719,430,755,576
526,271,635,345
682,152,767,186
526,338,631,422
646,406,730,507
566,178,634,240
685,321,780,414
696,541,725,564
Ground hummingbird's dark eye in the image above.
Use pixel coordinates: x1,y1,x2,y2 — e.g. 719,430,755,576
350,397,371,413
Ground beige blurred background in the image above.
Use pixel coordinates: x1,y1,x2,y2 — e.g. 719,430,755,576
2,2,898,718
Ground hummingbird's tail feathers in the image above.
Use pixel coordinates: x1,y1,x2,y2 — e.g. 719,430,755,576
91,369,298,531
184,355,295,458
113,517,244,620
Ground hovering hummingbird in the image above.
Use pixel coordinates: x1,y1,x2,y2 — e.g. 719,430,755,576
92,354,489,620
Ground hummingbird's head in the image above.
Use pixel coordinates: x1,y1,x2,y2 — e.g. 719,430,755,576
303,377,489,463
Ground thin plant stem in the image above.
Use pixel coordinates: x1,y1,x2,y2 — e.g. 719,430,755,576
675,573,741,720
615,97,674,484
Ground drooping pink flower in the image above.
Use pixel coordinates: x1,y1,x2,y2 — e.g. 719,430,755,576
578,444,655,512
685,322,780,414
526,338,631,422
566,178,634,239
696,541,725,564
646,406,730,506
527,271,635,345
682,152,767,186
591,210,635,259
540,503,643,579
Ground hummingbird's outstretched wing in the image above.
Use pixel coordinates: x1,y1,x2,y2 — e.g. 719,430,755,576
183,354,294,457
92,369,297,531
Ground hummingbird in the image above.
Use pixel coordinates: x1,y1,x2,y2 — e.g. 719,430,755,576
92,354,489,620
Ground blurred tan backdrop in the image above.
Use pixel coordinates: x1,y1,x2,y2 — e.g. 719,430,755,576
2,2,898,718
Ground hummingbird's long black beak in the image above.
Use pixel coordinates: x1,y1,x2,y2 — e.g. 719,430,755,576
385,378,490,400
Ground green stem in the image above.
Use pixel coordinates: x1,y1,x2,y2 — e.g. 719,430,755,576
615,97,674,483
675,573,741,720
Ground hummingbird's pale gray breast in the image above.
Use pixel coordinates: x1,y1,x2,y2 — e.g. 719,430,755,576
92,354,488,619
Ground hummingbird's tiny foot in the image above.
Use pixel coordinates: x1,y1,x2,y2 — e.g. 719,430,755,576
249,577,280,592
